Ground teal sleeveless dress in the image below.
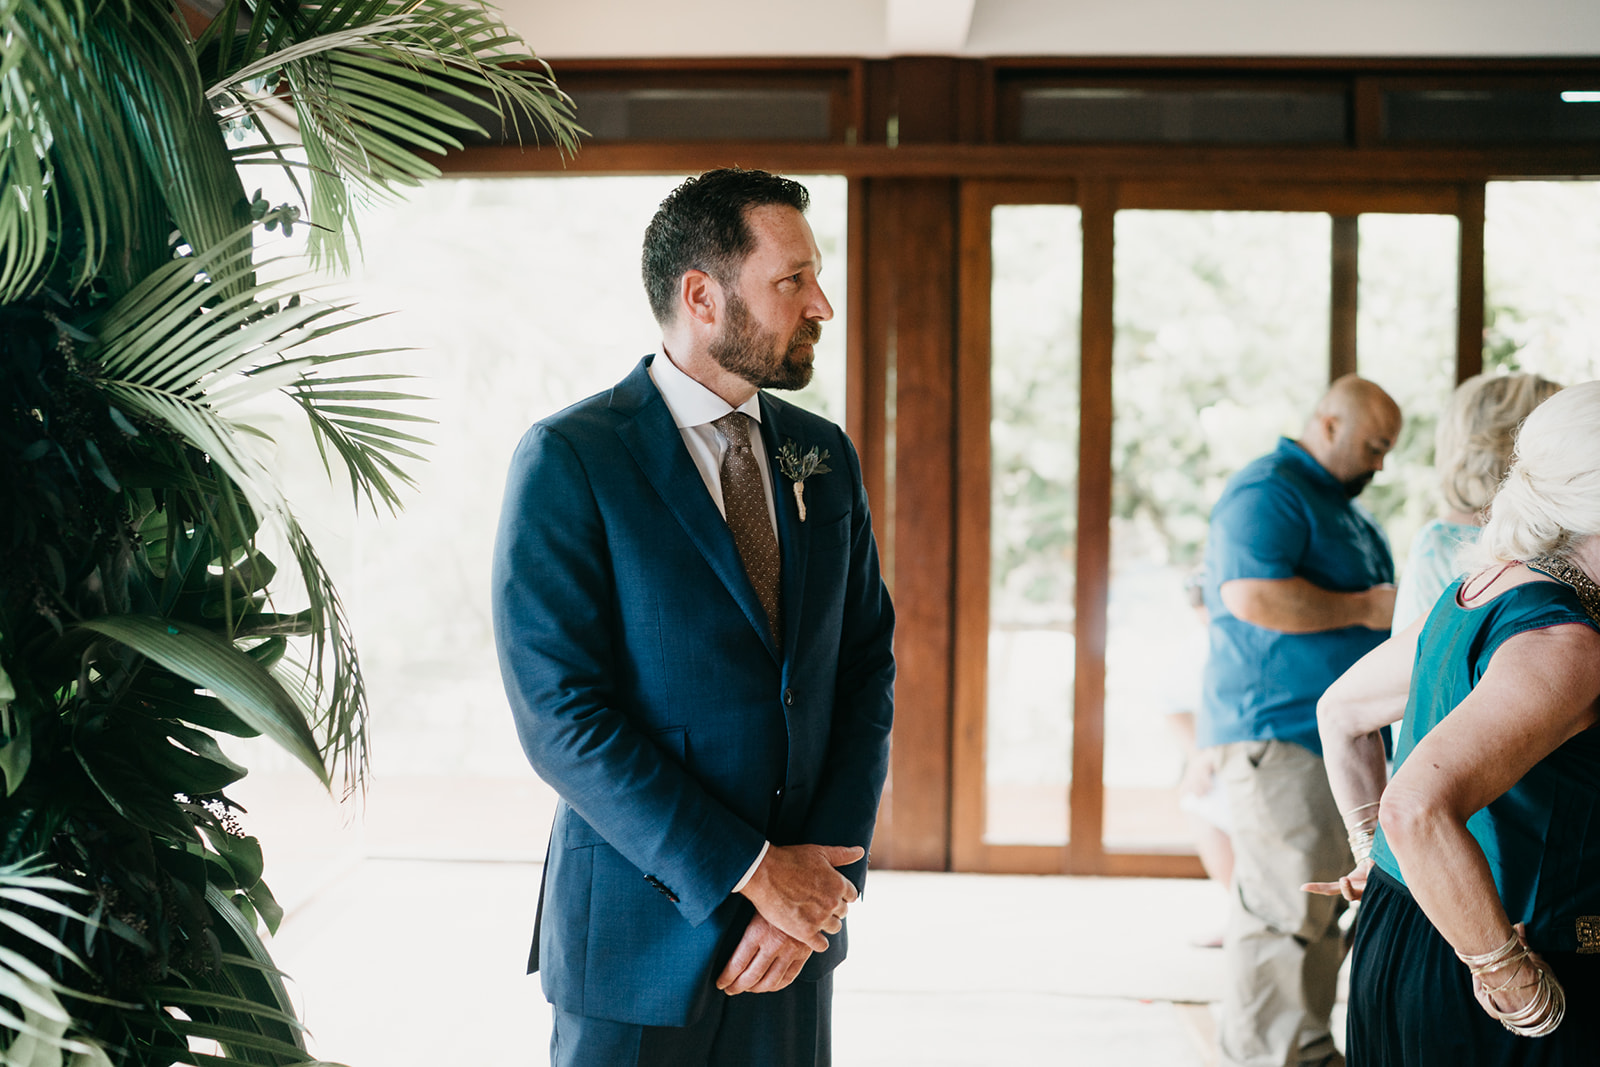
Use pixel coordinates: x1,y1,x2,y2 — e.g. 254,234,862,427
1349,577,1600,1065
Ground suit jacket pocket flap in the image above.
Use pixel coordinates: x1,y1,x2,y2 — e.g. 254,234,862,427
562,726,688,849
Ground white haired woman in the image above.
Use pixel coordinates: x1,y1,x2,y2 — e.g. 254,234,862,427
1310,380,1600,1063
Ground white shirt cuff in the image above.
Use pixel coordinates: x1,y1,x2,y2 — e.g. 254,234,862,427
731,840,771,894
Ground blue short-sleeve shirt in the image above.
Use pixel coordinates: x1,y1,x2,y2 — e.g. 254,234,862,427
1199,437,1395,755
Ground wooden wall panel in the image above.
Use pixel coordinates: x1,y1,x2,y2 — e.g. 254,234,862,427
876,179,960,871
1069,179,1116,873
861,178,899,865
1331,215,1359,379
1118,181,1462,215
438,142,1600,183
1457,183,1487,383
950,183,995,872
845,178,870,479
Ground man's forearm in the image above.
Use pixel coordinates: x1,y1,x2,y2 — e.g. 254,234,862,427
1220,576,1395,633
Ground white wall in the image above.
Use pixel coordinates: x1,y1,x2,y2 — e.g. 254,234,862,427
500,0,1600,59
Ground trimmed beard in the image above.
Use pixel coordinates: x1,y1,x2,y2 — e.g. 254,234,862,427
1343,471,1375,498
709,290,820,391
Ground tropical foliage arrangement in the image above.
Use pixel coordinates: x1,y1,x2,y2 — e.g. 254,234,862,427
0,1,577,1063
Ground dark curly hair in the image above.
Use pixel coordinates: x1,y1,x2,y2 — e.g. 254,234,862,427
641,168,810,326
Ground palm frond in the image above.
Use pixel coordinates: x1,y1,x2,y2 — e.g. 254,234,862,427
208,13,423,98
91,2,255,298
75,230,434,792
188,883,333,1066
0,0,147,299
207,0,580,269
0,858,113,1063
271,524,369,797
284,360,434,514
85,228,424,518
76,616,327,784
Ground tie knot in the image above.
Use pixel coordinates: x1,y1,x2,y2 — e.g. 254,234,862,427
714,411,752,450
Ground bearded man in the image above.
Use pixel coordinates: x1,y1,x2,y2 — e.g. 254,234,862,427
491,168,895,1066
1199,375,1403,1067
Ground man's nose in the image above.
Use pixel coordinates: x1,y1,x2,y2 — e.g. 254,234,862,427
809,281,834,322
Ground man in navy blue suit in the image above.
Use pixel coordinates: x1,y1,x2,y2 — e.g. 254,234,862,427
492,168,896,1066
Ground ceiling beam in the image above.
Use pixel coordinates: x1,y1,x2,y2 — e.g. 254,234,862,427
886,0,976,55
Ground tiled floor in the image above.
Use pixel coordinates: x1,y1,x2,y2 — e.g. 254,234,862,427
240,773,1235,1064
265,860,1231,1065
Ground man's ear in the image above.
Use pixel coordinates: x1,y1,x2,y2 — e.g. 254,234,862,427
680,269,719,327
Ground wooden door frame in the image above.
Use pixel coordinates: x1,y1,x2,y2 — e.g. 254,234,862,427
951,177,1486,876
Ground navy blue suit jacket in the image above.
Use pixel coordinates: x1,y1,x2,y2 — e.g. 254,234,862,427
491,356,895,1027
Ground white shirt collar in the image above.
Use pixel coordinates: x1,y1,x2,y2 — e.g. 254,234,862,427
649,350,762,430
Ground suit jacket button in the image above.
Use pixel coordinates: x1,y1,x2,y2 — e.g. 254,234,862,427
783,688,795,707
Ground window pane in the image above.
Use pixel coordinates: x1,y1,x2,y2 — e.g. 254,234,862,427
571,89,835,142
1385,90,1600,144
987,204,1082,845
1486,181,1600,381
1107,210,1330,850
1018,87,1346,144
1355,213,1460,563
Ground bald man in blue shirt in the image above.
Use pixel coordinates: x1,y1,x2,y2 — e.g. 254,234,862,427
1201,375,1402,1067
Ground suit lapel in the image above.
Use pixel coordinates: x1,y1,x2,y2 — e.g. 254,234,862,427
760,395,809,667
613,358,781,663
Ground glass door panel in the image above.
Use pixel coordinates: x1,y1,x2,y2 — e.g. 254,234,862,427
1105,210,1330,851
1355,213,1461,563
1485,181,1600,381
986,204,1083,845
957,181,1471,875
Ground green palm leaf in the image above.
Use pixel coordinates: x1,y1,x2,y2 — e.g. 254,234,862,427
85,230,424,517
0,0,260,300
5,0,574,1058
200,0,580,268
178,883,340,1067
0,0,146,299
0,858,118,1062
76,616,326,784
93,2,255,298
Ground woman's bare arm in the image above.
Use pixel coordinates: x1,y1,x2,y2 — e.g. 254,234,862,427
1317,616,1425,821
1383,622,1600,1013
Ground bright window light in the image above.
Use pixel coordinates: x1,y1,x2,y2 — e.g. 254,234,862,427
1560,90,1600,103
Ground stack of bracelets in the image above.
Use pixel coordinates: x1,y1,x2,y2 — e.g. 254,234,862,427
1343,800,1379,862
1455,932,1567,1037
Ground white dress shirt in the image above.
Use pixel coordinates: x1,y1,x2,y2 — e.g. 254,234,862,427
648,349,779,538
647,350,775,893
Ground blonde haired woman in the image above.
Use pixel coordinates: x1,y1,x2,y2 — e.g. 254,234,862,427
1391,372,1561,632
1313,380,1600,1063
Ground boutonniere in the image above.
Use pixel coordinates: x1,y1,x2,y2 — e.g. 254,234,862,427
776,439,832,522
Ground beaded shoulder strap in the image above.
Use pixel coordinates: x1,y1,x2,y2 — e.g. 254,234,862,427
1526,555,1600,628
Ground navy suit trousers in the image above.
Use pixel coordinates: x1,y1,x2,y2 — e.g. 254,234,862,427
550,973,832,1067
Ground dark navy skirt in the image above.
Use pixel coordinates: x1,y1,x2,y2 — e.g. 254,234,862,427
1348,865,1600,1066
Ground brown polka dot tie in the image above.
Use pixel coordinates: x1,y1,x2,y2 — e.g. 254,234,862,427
714,412,782,644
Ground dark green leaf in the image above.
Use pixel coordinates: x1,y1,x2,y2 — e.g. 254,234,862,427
127,672,262,739
77,616,326,784
246,878,283,936
199,825,264,890
107,404,142,436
